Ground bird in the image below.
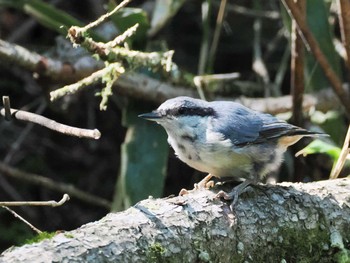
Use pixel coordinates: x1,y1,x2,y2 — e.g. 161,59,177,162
139,96,325,203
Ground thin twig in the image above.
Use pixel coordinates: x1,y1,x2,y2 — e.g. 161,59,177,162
264,28,286,61
252,1,271,96
330,124,350,179
4,101,46,163
2,96,12,121
81,0,131,31
106,24,139,48
50,63,124,101
290,0,305,126
194,72,240,93
194,72,240,83
0,194,70,207
0,162,111,209
2,206,42,234
0,103,101,140
338,0,350,73
199,1,210,73
274,46,290,93
198,0,211,79
282,0,350,119
208,0,227,70
225,3,280,19
289,0,306,182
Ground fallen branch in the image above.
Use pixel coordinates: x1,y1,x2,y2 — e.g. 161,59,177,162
1,179,349,262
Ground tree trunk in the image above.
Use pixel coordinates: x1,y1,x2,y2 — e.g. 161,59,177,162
1,179,350,262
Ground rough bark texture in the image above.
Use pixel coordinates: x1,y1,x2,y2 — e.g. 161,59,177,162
1,179,350,262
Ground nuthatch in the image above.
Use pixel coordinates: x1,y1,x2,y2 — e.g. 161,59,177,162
139,96,325,202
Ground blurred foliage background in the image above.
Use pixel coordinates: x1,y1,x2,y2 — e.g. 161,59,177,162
0,0,349,252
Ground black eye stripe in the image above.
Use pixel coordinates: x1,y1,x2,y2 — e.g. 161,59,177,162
167,106,216,117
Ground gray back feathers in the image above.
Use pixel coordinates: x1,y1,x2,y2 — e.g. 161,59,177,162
161,97,321,146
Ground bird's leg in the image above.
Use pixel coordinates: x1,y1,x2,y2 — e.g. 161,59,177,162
179,174,214,196
194,173,214,190
215,179,255,207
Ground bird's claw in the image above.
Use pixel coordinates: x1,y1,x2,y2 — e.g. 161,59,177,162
215,189,240,207
215,180,254,208
215,190,235,200
179,174,214,196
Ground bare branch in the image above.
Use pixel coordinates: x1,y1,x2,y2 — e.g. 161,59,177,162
80,0,131,31
225,3,280,19
2,96,12,121
0,162,111,209
49,62,124,102
0,194,70,207
0,103,101,140
106,23,139,48
338,0,350,73
0,39,99,83
290,0,305,126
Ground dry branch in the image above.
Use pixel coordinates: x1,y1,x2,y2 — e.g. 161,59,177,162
1,179,350,262
338,0,350,72
330,124,350,179
0,106,100,140
1,195,70,235
2,206,42,234
0,194,70,207
290,0,305,126
0,39,100,83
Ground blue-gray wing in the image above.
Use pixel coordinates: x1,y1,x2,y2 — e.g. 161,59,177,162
210,102,312,146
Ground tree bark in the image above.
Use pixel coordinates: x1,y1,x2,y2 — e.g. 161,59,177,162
1,179,350,262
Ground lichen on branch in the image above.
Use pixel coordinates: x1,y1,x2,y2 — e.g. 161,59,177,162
50,0,177,110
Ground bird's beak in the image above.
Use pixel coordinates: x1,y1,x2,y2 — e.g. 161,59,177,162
138,111,162,121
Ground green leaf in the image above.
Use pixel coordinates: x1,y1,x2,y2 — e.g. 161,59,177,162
112,100,169,210
296,139,341,161
304,0,342,91
23,0,84,35
0,0,103,40
0,0,25,9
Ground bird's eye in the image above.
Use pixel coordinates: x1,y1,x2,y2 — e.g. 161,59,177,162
178,107,187,115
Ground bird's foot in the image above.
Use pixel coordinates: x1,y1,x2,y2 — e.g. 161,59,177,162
179,174,214,196
215,180,254,208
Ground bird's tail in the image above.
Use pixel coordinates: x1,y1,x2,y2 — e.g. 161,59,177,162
286,128,328,138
